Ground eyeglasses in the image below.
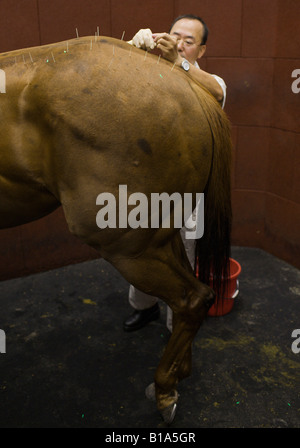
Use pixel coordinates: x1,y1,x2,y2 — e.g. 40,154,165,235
171,35,203,48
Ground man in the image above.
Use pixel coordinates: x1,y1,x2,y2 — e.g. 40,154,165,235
124,14,227,332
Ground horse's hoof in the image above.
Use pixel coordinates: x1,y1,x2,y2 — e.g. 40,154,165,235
145,382,178,423
160,402,177,424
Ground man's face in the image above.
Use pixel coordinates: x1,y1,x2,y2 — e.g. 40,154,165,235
170,18,206,64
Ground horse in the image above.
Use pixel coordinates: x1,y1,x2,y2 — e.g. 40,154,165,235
0,35,232,423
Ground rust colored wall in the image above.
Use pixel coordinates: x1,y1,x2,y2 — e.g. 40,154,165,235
0,0,299,280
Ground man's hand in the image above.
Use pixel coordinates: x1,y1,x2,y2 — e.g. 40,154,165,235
131,28,156,50
153,33,182,65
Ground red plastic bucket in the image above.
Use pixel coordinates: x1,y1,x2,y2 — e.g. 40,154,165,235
207,258,241,316
196,257,241,317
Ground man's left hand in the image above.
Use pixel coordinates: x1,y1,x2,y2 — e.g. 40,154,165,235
153,33,182,65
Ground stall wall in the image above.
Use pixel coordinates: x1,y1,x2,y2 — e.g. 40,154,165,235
0,0,299,279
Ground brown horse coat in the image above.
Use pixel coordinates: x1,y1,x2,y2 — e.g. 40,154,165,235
0,36,232,422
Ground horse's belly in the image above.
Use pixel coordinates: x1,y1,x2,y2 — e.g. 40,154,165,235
0,179,59,229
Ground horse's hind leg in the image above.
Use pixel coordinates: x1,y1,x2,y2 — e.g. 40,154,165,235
172,314,192,382
153,304,207,422
110,235,214,422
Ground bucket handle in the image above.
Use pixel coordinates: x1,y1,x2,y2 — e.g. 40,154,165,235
231,280,239,299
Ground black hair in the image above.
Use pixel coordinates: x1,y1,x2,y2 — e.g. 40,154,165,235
169,14,209,45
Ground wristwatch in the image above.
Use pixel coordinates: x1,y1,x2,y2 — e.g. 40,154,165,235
181,58,190,72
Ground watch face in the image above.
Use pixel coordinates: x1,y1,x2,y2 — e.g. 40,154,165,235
182,60,190,71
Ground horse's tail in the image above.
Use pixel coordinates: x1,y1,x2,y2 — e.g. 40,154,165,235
191,83,233,300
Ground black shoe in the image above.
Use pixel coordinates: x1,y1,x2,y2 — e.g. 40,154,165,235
123,303,160,332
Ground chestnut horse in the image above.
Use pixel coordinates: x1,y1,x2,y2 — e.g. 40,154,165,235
0,36,232,423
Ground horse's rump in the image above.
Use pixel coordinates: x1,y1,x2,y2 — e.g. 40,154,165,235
0,37,216,228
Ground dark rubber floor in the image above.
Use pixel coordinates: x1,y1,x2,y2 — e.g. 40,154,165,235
0,246,299,428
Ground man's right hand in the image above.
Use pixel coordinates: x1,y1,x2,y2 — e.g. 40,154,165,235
131,29,156,50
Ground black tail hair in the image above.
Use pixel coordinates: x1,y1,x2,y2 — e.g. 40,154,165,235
191,86,232,300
